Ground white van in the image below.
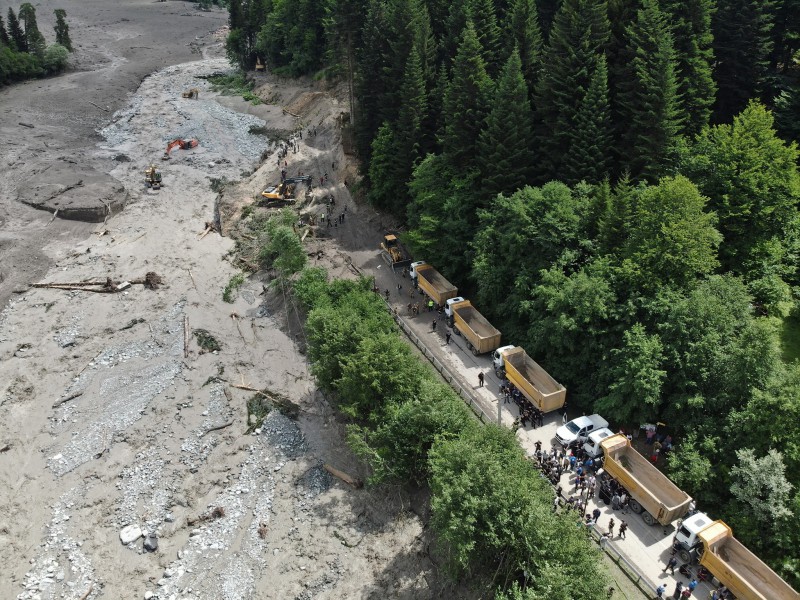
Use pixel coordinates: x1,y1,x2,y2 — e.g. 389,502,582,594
555,414,609,447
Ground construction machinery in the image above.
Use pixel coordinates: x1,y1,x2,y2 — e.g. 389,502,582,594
144,165,162,190
260,176,312,204
255,58,265,72
182,88,199,99
410,261,458,307
163,138,199,160
445,298,502,355
492,345,566,412
380,234,412,268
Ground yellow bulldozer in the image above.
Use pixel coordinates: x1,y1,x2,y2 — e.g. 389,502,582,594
144,165,163,190
182,88,199,99
255,58,265,72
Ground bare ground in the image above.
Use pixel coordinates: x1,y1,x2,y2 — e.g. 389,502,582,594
0,3,484,599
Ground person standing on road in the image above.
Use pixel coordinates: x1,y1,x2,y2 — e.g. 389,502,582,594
478,372,484,387
664,555,678,575
432,319,437,332
618,520,628,539
445,331,451,345
672,581,684,599
607,517,615,537
655,584,666,598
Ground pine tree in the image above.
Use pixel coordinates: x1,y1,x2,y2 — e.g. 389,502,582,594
441,21,493,174
507,0,543,97
563,55,613,184
532,0,610,183
712,0,775,123
536,0,562,42
0,14,10,48
478,48,535,196
470,0,503,77
440,1,473,71
7,8,26,52
616,0,682,182
367,122,399,210
53,9,72,52
18,3,46,58
770,0,800,73
392,46,427,213
661,0,716,137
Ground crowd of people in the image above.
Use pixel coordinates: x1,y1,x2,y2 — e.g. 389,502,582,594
503,381,544,430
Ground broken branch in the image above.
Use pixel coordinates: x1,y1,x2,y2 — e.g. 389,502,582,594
52,391,83,409
201,420,234,437
323,464,363,489
183,316,190,358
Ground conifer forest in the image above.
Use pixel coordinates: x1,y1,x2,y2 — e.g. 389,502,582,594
227,0,800,596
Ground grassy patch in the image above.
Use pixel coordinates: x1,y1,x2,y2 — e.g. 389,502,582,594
205,72,261,105
193,329,221,353
246,393,272,433
222,273,246,303
780,311,800,363
209,177,229,193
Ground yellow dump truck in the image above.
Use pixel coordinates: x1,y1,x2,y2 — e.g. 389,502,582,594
492,345,566,412
444,298,502,355
410,261,458,307
675,515,800,600
599,434,692,526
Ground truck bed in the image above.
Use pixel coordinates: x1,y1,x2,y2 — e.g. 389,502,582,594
418,266,457,297
505,350,562,394
503,347,566,412
601,435,691,525
456,306,500,337
699,522,800,600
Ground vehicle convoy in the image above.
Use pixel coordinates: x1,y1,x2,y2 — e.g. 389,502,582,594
380,234,412,269
555,414,609,448
674,514,799,600
599,434,692,526
445,297,502,355
163,138,199,160
261,176,312,203
492,345,566,412
144,165,162,190
410,261,458,307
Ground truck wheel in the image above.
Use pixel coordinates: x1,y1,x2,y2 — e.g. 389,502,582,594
454,328,461,337
678,549,692,564
628,499,643,514
641,511,655,526
471,346,479,356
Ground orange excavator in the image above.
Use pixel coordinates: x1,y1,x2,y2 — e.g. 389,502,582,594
163,138,199,160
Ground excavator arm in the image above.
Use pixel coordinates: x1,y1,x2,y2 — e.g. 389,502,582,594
163,139,199,160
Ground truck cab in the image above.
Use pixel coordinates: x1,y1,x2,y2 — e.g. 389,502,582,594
492,345,515,373
555,414,609,447
444,296,465,319
409,261,425,281
674,512,712,563
582,427,614,459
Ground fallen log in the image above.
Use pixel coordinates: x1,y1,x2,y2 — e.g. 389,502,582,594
0,444,10,453
282,108,300,118
201,420,233,437
183,316,190,358
52,391,83,409
323,464,363,489
19,122,34,128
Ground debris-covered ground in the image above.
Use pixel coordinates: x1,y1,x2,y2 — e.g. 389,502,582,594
0,28,476,600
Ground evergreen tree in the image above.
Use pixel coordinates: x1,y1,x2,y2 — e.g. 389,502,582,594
440,1,473,70
712,0,775,123
616,0,682,181
7,8,26,53
536,0,562,42
367,122,399,210
394,46,427,179
507,0,543,97
562,55,613,184
532,0,610,183
441,21,493,174
661,0,716,137
770,0,800,73
470,0,503,76
18,3,46,58
53,9,72,52
477,48,535,196
0,15,10,48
